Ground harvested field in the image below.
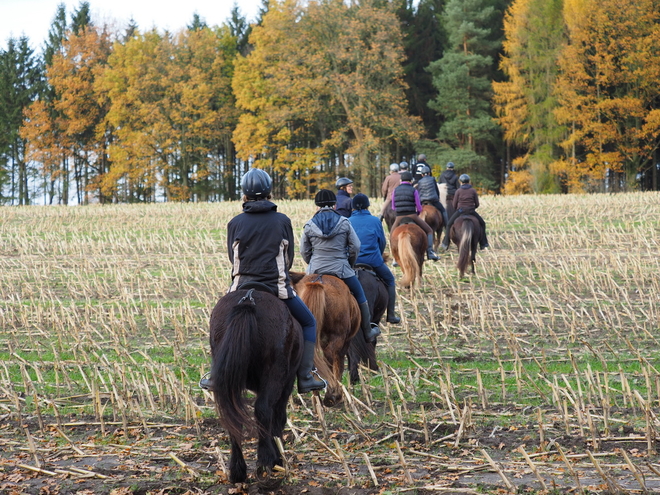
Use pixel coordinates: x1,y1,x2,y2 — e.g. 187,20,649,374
1,192,660,494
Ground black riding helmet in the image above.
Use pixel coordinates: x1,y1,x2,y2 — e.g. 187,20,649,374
241,168,272,199
447,162,455,169
315,189,337,207
420,165,431,176
459,174,470,183
400,171,413,182
352,193,370,210
336,177,353,189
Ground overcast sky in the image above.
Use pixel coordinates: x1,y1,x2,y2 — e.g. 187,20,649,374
0,0,262,51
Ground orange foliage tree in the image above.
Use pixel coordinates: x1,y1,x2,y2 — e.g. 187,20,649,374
554,0,660,192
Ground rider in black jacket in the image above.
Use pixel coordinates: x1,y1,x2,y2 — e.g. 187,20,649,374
200,169,326,394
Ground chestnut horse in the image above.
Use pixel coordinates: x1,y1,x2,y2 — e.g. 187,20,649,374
292,273,360,407
347,266,387,384
209,289,301,485
450,215,481,278
419,203,444,250
390,219,426,287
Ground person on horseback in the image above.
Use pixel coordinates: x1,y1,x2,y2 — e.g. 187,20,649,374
349,193,401,324
200,168,326,394
335,177,354,218
440,174,490,251
301,189,381,343
439,162,459,205
391,171,440,261
413,153,430,183
415,165,449,229
379,163,401,221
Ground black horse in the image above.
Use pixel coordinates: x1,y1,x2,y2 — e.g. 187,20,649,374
450,215,481,278
347,267,387,384
209,289,302,485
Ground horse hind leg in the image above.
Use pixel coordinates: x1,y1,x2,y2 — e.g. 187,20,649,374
253,391,281,475
228,436,247,484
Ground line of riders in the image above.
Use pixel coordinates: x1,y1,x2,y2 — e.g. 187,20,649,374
200,159,489,395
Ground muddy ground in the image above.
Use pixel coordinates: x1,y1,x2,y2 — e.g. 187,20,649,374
1,400,659,495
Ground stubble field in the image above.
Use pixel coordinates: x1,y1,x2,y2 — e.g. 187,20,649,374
1,192,660,495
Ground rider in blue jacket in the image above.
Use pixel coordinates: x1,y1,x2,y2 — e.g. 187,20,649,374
349,193,401,324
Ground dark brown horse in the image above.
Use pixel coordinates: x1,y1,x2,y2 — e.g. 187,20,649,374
347,266,387,384
419,203,444,250
293,273,360,407
390,220,426,287
209,289,301,485
381,201,396,233
450,215,480,278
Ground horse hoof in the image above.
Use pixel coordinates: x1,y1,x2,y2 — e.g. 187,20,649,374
256,466,283,490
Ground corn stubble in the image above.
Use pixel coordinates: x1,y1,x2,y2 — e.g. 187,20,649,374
1,193,660,492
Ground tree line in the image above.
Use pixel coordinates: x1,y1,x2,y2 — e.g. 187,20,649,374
1,0,658,205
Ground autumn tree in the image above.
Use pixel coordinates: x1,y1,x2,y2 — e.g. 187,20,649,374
492,0,566,194
233,0,421,198
554,0,660,192
99,26,239,202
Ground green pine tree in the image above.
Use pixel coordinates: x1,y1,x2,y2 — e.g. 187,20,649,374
427,0,501,186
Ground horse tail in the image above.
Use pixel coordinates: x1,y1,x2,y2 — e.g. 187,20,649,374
457,220,473,278
211,302,256,441
399,231,421,287
299,282,325,333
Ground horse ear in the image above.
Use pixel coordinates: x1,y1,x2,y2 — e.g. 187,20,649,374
289,271,305,285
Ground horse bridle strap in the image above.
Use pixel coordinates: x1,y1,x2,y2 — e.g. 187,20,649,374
311,274,324,284
238,289,256,305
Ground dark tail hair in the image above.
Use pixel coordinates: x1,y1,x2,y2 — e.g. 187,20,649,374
457,221,473,278
212,303,256,441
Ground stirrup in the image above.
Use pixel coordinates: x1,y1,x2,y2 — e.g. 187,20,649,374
199,372,212,390
298,368,327,393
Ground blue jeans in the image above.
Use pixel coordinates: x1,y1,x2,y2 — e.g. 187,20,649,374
373,263,395,287
284,295,316,343
341,275,367,304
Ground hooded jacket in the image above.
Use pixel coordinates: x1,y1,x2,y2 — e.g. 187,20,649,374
300,207,360,278
348,209,386,268
439,170,459,196
227,200,296,299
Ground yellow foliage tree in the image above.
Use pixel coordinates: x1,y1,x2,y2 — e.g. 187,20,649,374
554,0,660,191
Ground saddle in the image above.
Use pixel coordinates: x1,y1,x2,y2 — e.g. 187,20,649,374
355,264,386,285
236,281,277,297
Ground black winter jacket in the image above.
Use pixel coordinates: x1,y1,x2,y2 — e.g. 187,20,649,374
227,200,296,299
392,182,417,216
416,176,440,202
439,170,459,196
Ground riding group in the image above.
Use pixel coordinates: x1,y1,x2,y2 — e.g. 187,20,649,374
200,157,491,483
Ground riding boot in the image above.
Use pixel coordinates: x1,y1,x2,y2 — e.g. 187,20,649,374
359,301,381,343
427,234,439,261
199,372,213,390
385,285,401,324
297,341,327,393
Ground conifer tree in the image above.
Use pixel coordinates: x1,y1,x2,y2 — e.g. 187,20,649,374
0,37,43,204
428,0,500,185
